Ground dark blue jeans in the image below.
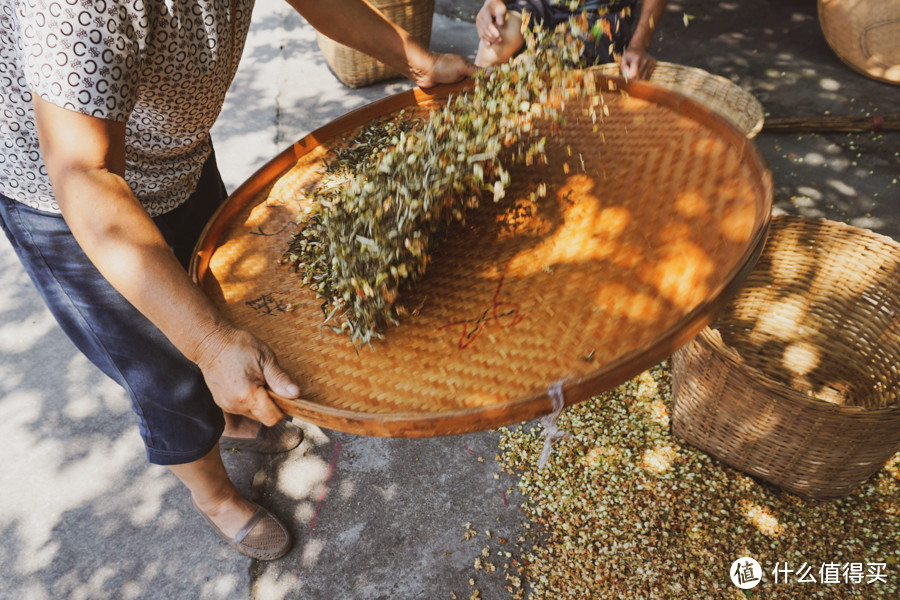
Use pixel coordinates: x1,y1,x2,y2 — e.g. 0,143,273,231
0,150,227,465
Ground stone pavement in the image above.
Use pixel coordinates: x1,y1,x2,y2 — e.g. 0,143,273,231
0,1,896,599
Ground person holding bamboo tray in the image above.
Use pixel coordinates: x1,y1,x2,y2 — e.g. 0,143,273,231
0,0,475,560
475,0,667,79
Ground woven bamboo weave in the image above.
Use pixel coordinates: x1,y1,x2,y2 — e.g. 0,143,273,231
672,215,900,500
592,62,765,137
192,74,772,437
818,0,900,85
316,0,434,88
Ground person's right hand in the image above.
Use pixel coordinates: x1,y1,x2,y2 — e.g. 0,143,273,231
620,46,657,80
476,0,508,46
194,324,300,426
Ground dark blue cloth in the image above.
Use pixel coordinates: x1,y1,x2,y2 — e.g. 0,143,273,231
0,150,228,465
506,0,637,65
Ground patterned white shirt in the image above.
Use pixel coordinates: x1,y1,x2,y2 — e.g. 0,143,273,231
0,0,254,216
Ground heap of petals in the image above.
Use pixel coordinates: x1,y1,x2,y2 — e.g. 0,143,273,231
283,16,603,348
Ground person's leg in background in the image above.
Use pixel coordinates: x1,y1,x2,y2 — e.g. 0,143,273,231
475,0,558,68
475,7,526,67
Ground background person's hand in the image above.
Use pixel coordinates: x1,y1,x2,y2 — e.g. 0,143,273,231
410,51,477,89
620,46,657,80
194,325,300,426
476,0,508,45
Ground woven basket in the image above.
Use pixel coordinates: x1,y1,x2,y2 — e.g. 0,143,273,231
316,0,435,88
818,0,900,85
672,215,900,500
592,61,765,137
192,74,771,437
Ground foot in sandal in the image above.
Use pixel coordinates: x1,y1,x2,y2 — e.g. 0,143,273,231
192,493,292,560
168,446,293,560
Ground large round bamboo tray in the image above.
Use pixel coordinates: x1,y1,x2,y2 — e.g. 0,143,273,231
672,216,900,500
191,73,772,437
316,0,434,88
592,62,765,137
818,0,900,85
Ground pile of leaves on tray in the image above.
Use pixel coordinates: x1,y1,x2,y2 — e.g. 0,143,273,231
488,363,899,599
282,13,608,348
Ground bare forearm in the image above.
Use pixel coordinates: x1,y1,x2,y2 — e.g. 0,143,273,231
48,167,295,422
54,167,226,363
33,95,298,422
285,0,434,79
629,0,667,52
32,95,224,362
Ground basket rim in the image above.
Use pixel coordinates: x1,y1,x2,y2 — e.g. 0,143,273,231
190,74,774,437
817,0,900,85
696,215,900,415
589,61,766,137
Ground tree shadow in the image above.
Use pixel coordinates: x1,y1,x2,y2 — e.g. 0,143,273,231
672,217,900,500
2,0,898,598
658,0,899,240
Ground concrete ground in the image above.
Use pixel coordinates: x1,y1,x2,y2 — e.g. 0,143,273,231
0,1,896,599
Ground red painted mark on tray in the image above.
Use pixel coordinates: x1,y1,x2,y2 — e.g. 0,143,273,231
463,441,476,456
502,490,510,507
438,276,524,350
297,440,343,576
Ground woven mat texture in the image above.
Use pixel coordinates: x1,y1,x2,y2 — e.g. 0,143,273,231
592,62,765,137
818,0,900,84
197,79,771,436
672,215,900,498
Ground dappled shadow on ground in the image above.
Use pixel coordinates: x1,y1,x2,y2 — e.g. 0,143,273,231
0,2,509,598
657,0,898,239
0,241,264,598
435,0,482,23
258,431,523,600
1,0,898,598
0,240,522,600
661,0,894,114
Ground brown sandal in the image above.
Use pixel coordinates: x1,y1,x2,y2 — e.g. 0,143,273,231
220,419,303,454
193,499,292,560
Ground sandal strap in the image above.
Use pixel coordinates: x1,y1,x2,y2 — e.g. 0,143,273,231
232,506,269,545
192,499,291,560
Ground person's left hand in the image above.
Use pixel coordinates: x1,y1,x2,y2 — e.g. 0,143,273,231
620,46,657,80
409,51,477,89
194,324,298,427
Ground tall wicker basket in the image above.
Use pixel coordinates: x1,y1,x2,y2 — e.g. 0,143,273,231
671,216,900,500
316,0,435,88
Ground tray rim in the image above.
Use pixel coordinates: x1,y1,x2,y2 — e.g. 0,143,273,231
190,74,774,437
